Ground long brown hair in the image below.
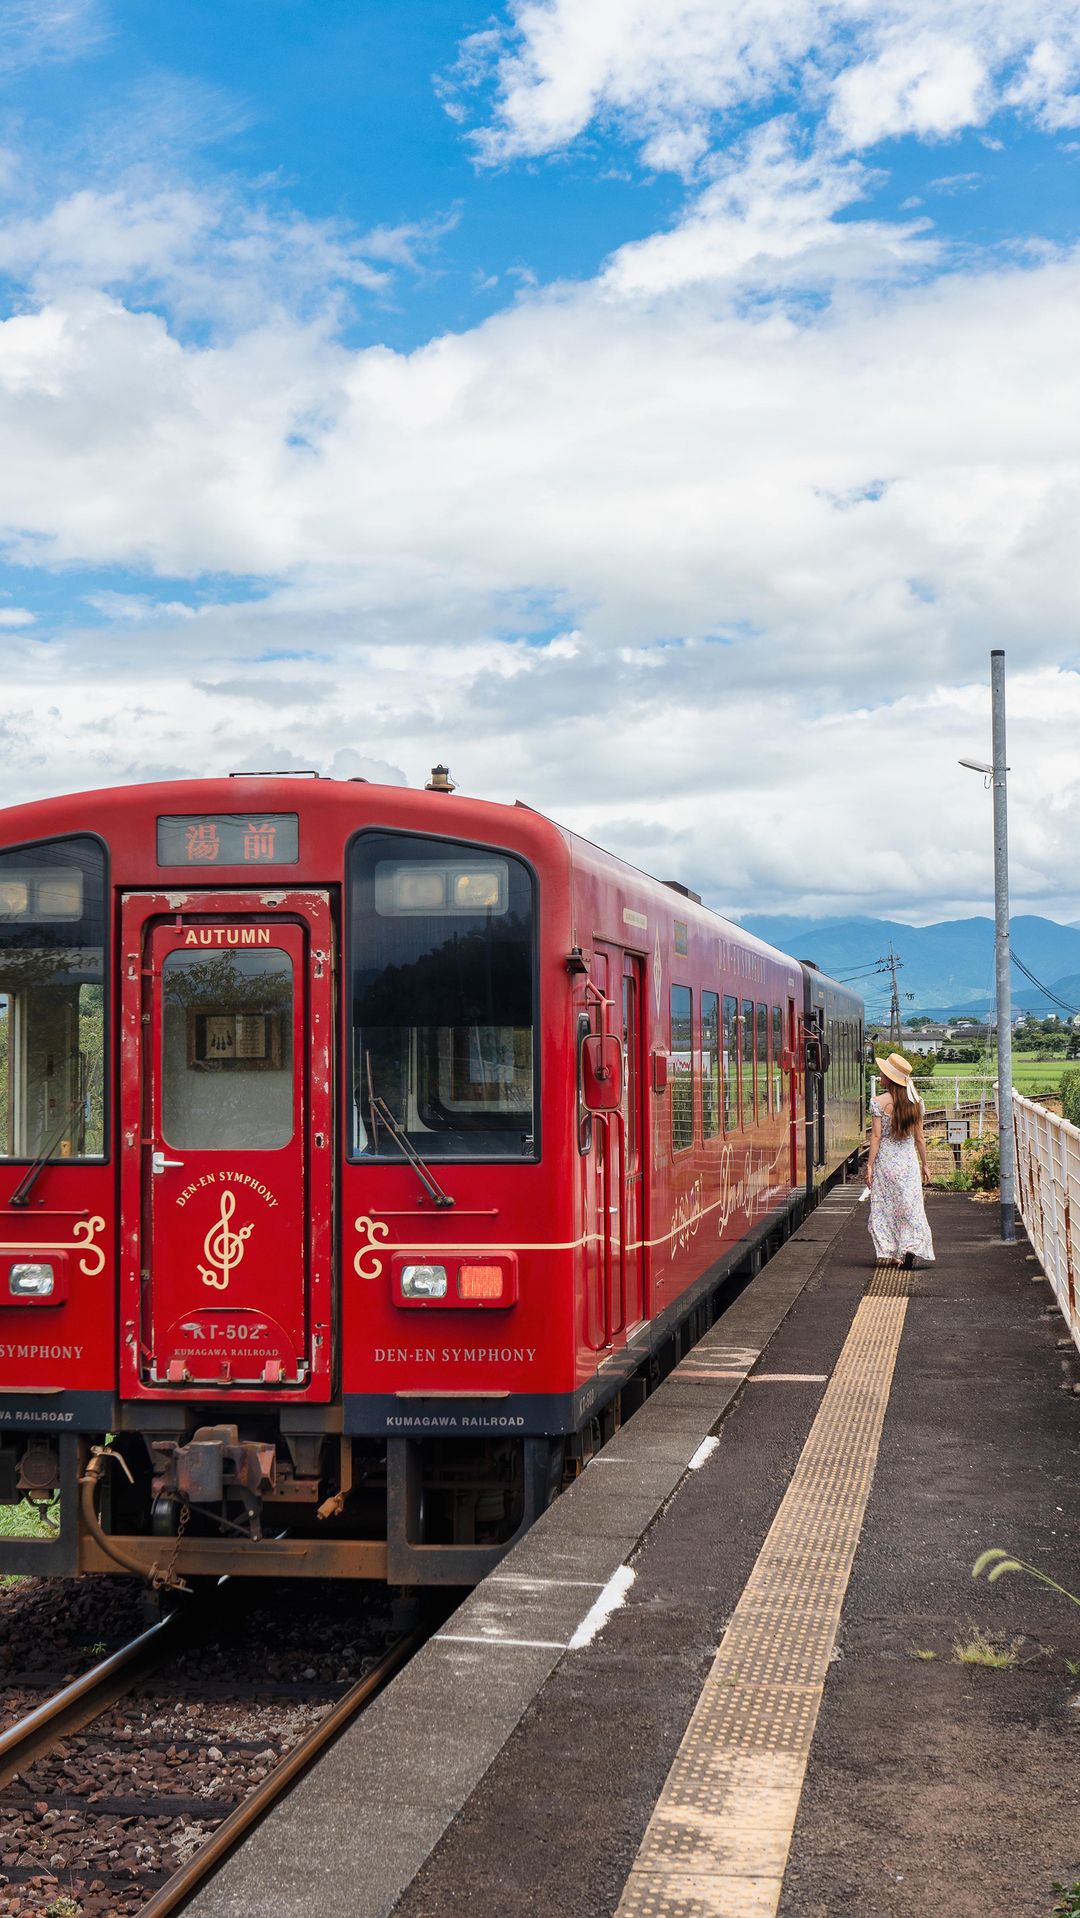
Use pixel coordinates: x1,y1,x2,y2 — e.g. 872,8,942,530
884,1073,921,1138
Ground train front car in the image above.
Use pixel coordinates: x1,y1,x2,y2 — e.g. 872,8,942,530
0,779,583,1587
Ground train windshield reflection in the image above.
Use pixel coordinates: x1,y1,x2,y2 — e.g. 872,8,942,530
348,831,537,1162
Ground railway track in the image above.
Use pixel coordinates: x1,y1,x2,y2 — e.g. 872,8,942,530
0,1612,186,1795
0,1591,425,1916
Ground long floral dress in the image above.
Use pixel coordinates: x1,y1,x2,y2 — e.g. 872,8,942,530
868,1095,935,1262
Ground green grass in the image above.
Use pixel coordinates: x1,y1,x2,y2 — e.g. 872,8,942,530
920,1057,1074,1097
952,1626,1021,1669
0,1498,57,1541
0,1496,61,1584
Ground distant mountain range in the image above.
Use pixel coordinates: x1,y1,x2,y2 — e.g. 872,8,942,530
734,914,1080,1020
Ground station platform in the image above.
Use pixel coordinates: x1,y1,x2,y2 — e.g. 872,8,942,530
191,1189,1080,1918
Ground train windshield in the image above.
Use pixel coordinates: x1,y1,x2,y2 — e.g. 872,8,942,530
348,831,536,1161
0,836,106,1161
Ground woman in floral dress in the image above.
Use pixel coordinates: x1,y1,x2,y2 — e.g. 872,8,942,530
865,1052,934,1267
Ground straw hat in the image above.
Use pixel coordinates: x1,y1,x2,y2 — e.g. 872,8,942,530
875,1052,920,1103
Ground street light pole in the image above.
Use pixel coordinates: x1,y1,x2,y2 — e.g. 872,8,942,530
991,650,1015,1242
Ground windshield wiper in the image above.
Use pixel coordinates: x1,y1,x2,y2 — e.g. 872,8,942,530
8,1059,97,1208
364,1055,454,1209
368,1094,455,1208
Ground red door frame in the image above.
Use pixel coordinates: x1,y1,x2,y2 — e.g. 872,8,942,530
787,994,800,1188
118,890,333,1402
621,952,646,1331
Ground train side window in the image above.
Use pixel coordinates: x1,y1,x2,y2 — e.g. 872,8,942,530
702,991,719,1140
576,1013,593,1156
348,830,537,1162
756,1003,768,1119
671,985,693,1152
772,1006,783,1112
722,995,738,1132
741,999,754,1127
0,836,106,1161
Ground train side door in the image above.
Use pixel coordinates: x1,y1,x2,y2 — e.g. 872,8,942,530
621,953,646,1330
589,943,645,1344
787,995,799,1187
119,891,333,1399
581,949,614,1348
815,1007,827,1168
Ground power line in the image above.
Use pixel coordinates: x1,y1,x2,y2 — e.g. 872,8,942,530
1011,949,1080,1018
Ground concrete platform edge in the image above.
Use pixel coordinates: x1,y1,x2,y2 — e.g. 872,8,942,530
188,1188,861,1918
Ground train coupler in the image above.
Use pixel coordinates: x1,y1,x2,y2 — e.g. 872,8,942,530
150,1425,276,1538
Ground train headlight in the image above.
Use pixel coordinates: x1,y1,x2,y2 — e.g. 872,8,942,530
400,1263,448,1299
9,1262,56,1297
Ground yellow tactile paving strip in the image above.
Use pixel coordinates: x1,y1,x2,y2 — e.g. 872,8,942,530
616,1260,909,1918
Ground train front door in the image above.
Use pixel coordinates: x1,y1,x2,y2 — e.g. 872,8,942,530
119,891,333,1398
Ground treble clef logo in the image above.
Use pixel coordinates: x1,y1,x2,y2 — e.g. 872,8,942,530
198,1187,253,1291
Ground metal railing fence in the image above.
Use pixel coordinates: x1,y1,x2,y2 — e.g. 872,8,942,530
1014,1092,1080,1354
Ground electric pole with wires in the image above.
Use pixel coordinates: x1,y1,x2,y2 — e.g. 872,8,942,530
882,947,905,1049
959,649,1015,1243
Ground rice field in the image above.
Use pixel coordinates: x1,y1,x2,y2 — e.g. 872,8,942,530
880,1054,1075,1101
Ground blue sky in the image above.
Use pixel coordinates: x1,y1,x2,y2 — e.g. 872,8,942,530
2,0,1080,921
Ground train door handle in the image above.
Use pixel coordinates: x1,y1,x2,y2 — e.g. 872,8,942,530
151,1151,185,1174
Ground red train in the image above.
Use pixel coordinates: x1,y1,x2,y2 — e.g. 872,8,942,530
0,773,863,1587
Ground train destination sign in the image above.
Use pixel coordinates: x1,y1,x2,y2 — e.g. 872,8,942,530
157,813,299,866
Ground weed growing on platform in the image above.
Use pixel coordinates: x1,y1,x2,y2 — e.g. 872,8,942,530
909,1647,937,1660
952,1626,1020,1669
1051,1882,1080,1917
973,1548,1080,1610
965,1138,1000,1191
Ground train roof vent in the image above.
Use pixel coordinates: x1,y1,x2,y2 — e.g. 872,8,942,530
663,880,702,904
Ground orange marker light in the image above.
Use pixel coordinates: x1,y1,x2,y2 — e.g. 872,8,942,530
458,1263,504,1300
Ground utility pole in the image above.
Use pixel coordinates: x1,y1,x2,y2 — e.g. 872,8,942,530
991,650,1015,1242
883,947,903,1049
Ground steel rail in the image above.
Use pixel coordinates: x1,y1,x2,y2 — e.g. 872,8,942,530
0,1607,185,1791
138,1622,426,1916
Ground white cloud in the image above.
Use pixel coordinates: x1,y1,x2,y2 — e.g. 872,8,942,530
0,606,34,626
0,0,107,73
451,0,1080,165
0,183,447,331
599,128,935,296
829,35,991,148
